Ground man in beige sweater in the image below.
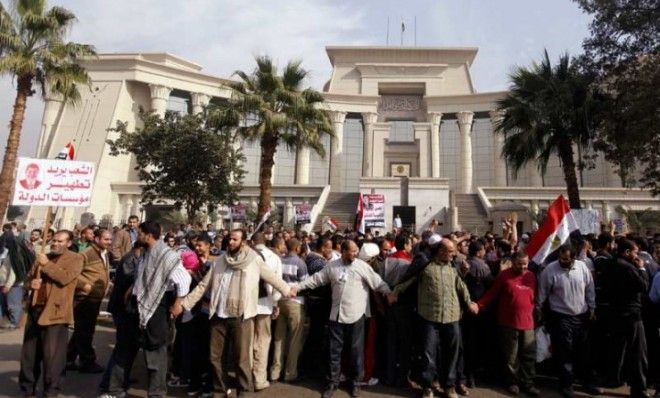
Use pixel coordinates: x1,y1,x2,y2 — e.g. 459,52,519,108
171,229,291,396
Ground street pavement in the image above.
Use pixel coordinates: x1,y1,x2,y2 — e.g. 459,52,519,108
0,318,635,398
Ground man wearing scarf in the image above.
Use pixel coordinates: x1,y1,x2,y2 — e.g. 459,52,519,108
103,221,190,398
172,229,291,396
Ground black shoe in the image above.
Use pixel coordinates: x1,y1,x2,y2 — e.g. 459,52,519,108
560,387,575,398
350,384,361,397
79,363,105,374
322,385,337,398
631,390,650,398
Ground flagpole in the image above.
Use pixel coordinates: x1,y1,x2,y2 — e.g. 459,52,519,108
400,18,404,46
386,16,390,46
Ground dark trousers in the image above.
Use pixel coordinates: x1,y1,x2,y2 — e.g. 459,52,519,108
608,319,647,393
209,316,254,393
19,311,69,397
547,311,594,389
99,313,136,393
500,327,536,388
327,316,365,387
420,319,461,389
181,315,212,392
67,297,102,366
384,303,412,386
300,295,330,380
107,312,169,397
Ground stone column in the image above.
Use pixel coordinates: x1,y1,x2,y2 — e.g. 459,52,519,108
122,196,133,224
489,110,507,186
601,201,611,224
149,84,172,117
295,147,310,185
429,112,442,178
362,112,378,177
530,200,540,230
527,166,543,187
37,92,63,157
191,93,211,115
130,195,141,218
285,198,294,227
457,111,474,194
329,111,347,191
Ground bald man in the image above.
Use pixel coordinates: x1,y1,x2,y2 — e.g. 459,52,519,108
391,238,478,398
291,240,391,398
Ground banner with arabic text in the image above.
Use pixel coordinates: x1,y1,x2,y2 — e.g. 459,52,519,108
12,157,96,207
230,203,246,221
363,194,385,228
295,203,311,225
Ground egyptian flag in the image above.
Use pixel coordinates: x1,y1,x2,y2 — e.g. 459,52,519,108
526,195,580,265
56,142,75,160
355,193,365,235
255,208,271,232
325,218,338,232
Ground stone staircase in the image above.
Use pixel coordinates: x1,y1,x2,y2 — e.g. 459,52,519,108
455,193,490,234
313,192,360,232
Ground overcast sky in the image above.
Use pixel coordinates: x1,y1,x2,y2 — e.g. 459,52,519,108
0,0,592,158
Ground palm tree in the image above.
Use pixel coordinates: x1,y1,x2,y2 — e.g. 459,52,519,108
216,56,333,220
0,0,95,219
493,50,599,209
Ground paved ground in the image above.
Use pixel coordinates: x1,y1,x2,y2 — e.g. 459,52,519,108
0,318,636,398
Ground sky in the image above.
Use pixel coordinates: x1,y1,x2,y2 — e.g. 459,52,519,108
0,0,593,158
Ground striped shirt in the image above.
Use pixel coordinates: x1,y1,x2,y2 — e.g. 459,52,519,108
281,254,308,305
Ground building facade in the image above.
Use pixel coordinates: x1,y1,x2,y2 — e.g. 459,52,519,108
28,47,659,233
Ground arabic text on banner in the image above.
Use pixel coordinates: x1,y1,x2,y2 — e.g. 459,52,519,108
231,204,246,222
363,194,386,228
295,203,312,225
12,157,96,207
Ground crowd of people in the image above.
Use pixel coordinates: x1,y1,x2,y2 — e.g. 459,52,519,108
1,215,660,398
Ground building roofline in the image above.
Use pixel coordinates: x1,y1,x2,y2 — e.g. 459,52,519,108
325,46,479,66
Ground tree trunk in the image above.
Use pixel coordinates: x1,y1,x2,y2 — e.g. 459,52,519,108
257,132,278,223
558,137,582,209
0,75,33,221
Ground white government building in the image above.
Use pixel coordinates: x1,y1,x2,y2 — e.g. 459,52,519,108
29,46,659,234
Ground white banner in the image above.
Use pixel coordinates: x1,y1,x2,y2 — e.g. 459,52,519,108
363,194,385,228
570,209,601,235
12,157,96,207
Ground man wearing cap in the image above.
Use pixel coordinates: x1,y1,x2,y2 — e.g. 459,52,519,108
290,240,391,398
389,237,478,398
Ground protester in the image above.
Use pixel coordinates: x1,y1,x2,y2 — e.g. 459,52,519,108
292,240,391,398
477,251,539,396
67,228,113,373
19,230,83,397
173,229,291,396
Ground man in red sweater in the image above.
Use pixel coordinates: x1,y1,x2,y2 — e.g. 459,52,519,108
477,251,539,396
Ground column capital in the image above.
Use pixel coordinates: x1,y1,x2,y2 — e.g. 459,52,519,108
362,112,378,125
456,111,474,126
149,84,172,100
191,92,211,108
428,112,443,126
330,111,347,124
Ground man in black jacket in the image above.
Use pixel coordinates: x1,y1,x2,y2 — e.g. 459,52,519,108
600,238,649,398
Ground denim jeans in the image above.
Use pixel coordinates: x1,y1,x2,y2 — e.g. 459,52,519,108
0,286,24,326
420,319,461,388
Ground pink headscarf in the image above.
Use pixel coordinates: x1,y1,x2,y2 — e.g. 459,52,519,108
180,250,200,272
